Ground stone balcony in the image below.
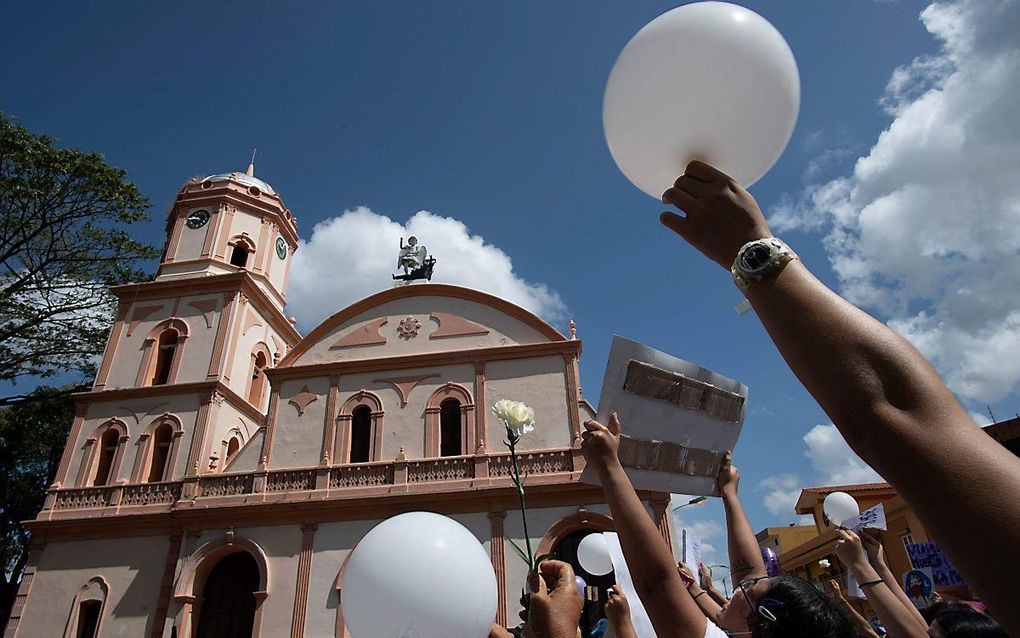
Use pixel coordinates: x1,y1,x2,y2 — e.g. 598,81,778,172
38,447,583,520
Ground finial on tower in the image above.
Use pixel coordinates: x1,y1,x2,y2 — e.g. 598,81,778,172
246,148,257,176
569,319,577,340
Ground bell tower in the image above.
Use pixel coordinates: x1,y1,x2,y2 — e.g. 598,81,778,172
157,161,299,311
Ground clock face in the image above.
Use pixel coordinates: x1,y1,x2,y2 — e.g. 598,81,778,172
186,209,210,229
740,245,772,272
275,236,287,259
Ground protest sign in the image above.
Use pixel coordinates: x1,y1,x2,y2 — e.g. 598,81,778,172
840,503,887,532
902,568,936,609
582,336,748,495
906,542,965,587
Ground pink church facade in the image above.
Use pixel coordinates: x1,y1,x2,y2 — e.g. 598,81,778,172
5,169,674,638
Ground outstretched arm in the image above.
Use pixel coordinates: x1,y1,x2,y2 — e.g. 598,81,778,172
716,452,767,584
824,580,880,638
661,160,1020,634
680,562,723,622
835,529,927,638
861,531,928,633
581,415,707,638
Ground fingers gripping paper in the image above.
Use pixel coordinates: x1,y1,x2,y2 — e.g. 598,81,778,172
583,336,748,496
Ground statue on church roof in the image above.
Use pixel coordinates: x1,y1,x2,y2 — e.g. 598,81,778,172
393,236,436,282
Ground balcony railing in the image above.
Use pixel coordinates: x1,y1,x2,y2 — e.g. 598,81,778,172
42,447,579,514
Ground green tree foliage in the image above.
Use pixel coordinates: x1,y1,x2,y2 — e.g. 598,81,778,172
0,113,158,383
0,386,76,628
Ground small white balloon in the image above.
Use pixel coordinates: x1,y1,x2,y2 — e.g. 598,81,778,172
577,532,614,576
342,512,498,638
823,492,861,526
603,1,800,197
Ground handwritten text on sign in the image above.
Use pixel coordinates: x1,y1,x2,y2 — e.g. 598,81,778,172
906,542,964,587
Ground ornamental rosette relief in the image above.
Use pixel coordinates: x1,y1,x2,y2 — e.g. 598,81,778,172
397,316,421,339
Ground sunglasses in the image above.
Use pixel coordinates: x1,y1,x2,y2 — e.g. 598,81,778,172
737,576,784,623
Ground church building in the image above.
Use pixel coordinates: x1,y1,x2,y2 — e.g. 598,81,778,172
4,167,675,638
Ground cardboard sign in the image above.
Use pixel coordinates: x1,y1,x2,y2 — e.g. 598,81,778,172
840,503,887,532
906,542,965,587
582,336,748,496
902,568,936,609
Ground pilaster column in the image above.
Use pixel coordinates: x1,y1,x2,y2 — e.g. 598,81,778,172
186,391,221,477
562,353,582,443
94,302,128,390
320,375,340,467
489,510,508,627
52,401,89,487
3,541,46,638
259,388,282,469
650,497,674,552
290,523,318,638
474,361,488,452
149,534,183,638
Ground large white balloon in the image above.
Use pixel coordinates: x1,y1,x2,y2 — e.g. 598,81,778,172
342,512,498,638
603,1,800,197
823,492,861,526
577,532,614,576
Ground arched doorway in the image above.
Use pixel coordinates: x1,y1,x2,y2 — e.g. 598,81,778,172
195,552,259,638
553,530,616,637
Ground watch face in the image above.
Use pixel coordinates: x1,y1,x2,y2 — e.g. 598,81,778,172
740,244,773,272
275,236,287,259
186,209,210,229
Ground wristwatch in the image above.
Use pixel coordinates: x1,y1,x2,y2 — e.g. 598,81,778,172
730,237,798,290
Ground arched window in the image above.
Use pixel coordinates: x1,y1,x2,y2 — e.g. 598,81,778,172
226,436,240,461
247,350,269,406
229,244,251,268
440,398,463,457
152,329,179,386
349,406,372,463
147,422,174,482
194,552,259,638
336,392,384,464
93,429,120,486
64,577,109,638
424,383,475,458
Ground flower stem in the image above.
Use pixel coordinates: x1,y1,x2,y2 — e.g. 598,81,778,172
509,437,535,570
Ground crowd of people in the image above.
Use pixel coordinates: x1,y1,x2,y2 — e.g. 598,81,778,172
492,162,1019,638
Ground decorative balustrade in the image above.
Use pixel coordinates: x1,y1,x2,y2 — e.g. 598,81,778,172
53,486,113,510
121,481,183,506
329,462,394,488
407,456,474,483
46,447,577,512
266,469,316,492
489,449,573,478
198,472,254,497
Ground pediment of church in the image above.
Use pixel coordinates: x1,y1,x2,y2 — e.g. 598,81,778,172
280,284,565,368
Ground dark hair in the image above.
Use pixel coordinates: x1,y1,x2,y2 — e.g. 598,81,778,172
929,603,1007,638
750,576,866,638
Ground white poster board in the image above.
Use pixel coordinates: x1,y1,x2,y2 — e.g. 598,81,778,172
841,503,887,532
582,336,748,495
604,532,657,638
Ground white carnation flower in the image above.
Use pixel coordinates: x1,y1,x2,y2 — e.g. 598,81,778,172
492,399,535,438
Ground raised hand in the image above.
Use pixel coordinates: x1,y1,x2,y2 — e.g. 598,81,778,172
834,528,870,573
860,529,888,569
604,585,632,624
580,412,622,475
526,560,584,638
660,160,773,268
716,451,739,495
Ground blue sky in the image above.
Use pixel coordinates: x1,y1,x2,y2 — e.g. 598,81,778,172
4,0,1018,568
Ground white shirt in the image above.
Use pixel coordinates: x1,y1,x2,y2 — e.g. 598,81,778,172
705,620,729,638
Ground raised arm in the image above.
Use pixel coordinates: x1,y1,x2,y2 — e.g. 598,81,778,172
581,414,707,638
698,563,729,607
660,160,1020,634
861,531,928,633
679,561,723,622
824,579,880,638
715,452,767,584
835,529,927,638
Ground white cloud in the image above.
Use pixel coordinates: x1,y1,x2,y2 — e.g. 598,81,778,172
757,473,803,519
768,0,1020,403
286,207,567,330
758,425,882,521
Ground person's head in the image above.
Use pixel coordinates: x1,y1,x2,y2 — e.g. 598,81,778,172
408,236,418,245
927,603,1007,638
716,575,862,637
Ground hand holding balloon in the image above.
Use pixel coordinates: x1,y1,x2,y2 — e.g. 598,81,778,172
661,162,773,269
